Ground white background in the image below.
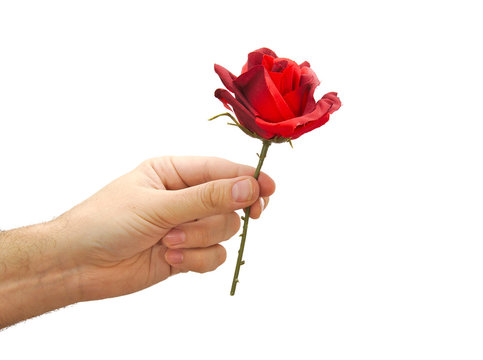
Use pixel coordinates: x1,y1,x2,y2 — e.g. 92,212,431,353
1,0,482,359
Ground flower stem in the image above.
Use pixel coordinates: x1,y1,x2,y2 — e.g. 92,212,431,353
230,140,271,296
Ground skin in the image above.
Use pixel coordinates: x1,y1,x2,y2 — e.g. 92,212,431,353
0,156,275,329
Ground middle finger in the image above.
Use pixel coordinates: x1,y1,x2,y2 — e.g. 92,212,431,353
161,212,240,249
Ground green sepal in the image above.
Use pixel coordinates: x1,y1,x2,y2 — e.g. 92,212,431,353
209,112,293,145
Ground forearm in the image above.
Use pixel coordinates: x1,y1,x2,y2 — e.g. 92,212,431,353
0,221,81,328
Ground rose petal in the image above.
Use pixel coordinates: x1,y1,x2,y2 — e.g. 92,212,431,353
283,83,311,115
214,63,259,116
214,64,237,93
292,93,341,138
261,54,274,72
291,64,301,91
282,69,320,116
214,89,275,139
298,67,320,114
241,62,248,74
254,92,341,139
290,113,330,139
219,96,233,111
299,61,311,68
280,62,301,95
272,58,288,72
243,48,278,72
322,92,342,114
300,66,319,88
268,71,283,91
234,65,295,123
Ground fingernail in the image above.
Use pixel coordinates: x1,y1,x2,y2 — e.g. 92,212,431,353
232,179,253,202
260,197,265,213
164,229,186,246
166,250,183,264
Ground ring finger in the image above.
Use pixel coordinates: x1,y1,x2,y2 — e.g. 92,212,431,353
165,244,227,274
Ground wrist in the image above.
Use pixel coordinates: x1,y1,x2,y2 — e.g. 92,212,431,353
0,220,83,327
39,218,85,303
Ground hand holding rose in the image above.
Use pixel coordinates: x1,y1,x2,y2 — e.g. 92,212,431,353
0,157,275,327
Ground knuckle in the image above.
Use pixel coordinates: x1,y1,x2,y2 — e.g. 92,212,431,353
199,182,223,211
228,213,241,237
139,158,154,168
218,245,227,265
250,202,261,219
196,255,210,273
196,226,212,247
263,196,270,208
139,157,165,172
134,159,155,177
196,246,226,274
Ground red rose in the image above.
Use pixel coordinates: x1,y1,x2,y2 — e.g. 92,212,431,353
214,47,341,140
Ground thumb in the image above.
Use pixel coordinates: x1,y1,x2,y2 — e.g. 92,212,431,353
160,176,260,226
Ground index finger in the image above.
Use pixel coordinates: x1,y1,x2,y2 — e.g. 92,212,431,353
150,156,276,196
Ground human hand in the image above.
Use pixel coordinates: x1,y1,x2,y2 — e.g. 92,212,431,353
54,157,275,302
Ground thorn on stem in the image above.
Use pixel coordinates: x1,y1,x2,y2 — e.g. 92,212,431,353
240,260,245,265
